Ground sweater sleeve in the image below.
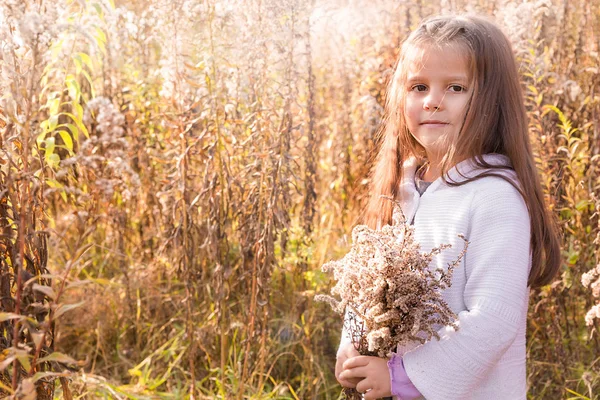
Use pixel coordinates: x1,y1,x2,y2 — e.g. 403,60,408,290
389,354,423,399
402,182,531,399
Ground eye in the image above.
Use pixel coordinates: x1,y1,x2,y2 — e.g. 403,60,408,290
411,84,428,92
448,85,466,93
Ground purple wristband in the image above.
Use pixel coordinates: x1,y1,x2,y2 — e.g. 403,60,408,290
387,353,422,399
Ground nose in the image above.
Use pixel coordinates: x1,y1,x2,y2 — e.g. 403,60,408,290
423,91,443,111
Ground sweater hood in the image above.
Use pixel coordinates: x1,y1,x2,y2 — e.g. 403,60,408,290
398,153,515,223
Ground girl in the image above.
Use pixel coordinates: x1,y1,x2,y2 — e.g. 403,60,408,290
335,14,561,400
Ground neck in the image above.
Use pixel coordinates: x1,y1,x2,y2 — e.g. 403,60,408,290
422,154,443,181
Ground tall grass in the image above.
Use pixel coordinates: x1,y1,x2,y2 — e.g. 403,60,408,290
0,0,599,398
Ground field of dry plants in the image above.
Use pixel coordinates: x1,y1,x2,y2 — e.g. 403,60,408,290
0,0,599,398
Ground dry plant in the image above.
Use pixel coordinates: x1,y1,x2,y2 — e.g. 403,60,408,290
317,199,468,398
0,1,82,398
582,194,600,328
2,0,600,398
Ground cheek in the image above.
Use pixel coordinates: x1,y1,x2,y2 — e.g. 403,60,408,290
404,98,420,127
457,95,472,118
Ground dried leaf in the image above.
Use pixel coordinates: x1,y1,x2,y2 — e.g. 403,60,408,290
38,352,78,366
0,354,16,371
54,301,86,319
31,371,69,383
0,312,24,322
19,378,36,400
32,283,56,300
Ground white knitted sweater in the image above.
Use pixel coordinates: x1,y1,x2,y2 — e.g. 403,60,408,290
341,153,531,400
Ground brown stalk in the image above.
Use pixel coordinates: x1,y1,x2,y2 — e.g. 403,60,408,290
204,0,230,393
11,27,40,392
303,0,317,238
238,169,266,398
166,0,200,397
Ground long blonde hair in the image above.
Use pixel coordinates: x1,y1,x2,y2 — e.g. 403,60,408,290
363,14,561,288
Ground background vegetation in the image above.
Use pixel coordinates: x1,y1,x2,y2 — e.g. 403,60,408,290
0,0,599,398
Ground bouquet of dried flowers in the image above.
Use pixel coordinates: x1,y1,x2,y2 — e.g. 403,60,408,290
316,198,468,399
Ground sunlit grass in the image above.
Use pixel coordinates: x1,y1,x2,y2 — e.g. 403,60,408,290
0,0,598,398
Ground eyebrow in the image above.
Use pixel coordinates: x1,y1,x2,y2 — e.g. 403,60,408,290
406,75,469,84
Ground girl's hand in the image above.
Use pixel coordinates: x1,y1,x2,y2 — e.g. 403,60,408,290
335,343,361,388
339,356,392,400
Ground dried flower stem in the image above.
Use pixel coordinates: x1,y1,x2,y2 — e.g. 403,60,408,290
317,198,469,398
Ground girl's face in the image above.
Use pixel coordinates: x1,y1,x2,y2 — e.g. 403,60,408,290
403,45,472,161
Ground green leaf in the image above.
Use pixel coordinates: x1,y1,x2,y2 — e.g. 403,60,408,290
41,62,54,78
50,37,65,58
567,251,579,265
58,130,74,153
73,102,84,120
45,179,63,189
46,152,60,170
565,388,590,400
17,353,31,372
36,131,47,148
92,3,103,18
44,137,56,156
66,75,80,102
95,27,106,43
73,54,82,75
49,97,60,115
94,27,107,53
0,349,29,372
58,123,79,138
48,114,59,132
148,377,167,390
527,85,538,95
77,52,93,72
575,200,590,211
38,352,78,365
61,112,89,139
81,69,95,98
46,178,67,198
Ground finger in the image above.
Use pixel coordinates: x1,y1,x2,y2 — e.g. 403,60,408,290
339,373,362,384
349,377,362,386
337,376,359,388
335,355,349,377
341,366,369,381
355,378,371,395
337,369,361,386
343,355,371,370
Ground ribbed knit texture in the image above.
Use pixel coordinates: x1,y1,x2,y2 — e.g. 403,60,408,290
400,154,530,400
338,153,531,400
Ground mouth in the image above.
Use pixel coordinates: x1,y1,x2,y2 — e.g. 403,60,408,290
420,120,449,127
